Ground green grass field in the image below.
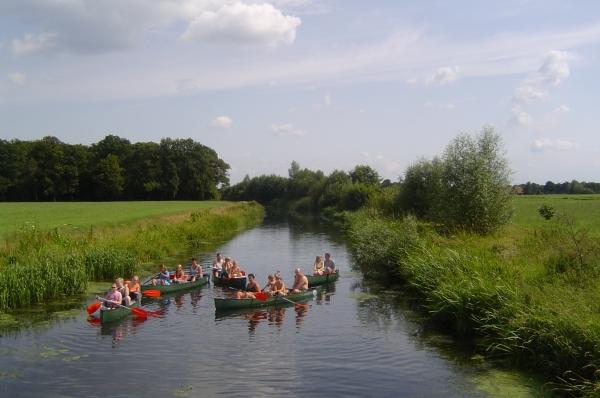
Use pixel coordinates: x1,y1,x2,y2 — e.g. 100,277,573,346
0,201,228,239
511,194,600,235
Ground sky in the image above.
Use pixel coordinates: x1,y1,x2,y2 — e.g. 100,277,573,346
1,0,599,184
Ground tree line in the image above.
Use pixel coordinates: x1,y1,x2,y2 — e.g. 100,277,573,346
0,135,229,201
513,180,600,195
224,126,512,234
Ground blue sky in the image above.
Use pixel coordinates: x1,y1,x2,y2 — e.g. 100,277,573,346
1,0,599,184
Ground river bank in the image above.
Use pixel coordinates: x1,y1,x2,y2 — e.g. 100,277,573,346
347,208,600,396
0,201,264,313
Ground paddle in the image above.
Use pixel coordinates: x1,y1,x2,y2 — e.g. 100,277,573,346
95,296,150,319
87,301,102,315
142,289,161,298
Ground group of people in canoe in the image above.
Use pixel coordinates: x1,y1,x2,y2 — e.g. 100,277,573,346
104,276,141,308
312,253,336,275
150,259,204,286
211,253,245,278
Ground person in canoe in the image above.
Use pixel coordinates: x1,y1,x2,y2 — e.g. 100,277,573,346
174,264,188,283
189,258,203,281
290,268,308,293
272,274,287,296
229,260,244,278
115,277,131,306
263,274,276,293
152,264,171,286
222,257,233,277
127,276,141,302
105,282,122,308
212,253,224,277
235,273,261,299
324,253,336,274
313,255,325,275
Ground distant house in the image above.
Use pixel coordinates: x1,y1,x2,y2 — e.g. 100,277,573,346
511,185,524,195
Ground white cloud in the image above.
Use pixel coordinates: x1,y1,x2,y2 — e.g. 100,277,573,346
531,138,575,152
513,50,574,102
405,77,418,86
270,123,305,136
424,101,456,110
324,93,331,107
7,72,27,86
538,50,573,85
182,2,301,47
210,115,233,128
554,105,571,113
11,32,58,55
513,85,547,102
510,107,532,126
426,66,460,86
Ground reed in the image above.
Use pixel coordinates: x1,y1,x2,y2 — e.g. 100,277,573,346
347,209,600,396
0,202,264,311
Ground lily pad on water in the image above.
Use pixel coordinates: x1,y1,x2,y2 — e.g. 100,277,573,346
474,369,552,398
173,384,194,397
39,346,69,359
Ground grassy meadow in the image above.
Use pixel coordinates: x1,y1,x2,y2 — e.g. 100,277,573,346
512,194,600,235
0,201,228,239
349,194,600,396
0,201,264,311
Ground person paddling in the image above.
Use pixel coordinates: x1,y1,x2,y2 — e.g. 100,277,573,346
105,283,122,309
189,258,203,282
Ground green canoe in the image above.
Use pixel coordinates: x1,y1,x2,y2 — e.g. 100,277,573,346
96,301,140,324
306,271,339,287
214,288,319,311
141,274,209,294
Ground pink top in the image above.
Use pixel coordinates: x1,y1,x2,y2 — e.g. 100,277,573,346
106,290,122,304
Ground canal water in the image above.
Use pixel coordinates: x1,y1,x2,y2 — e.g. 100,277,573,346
0,215,549,397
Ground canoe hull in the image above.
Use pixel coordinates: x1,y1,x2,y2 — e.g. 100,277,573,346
213,275,247,290
214,288,318,311
306,271,339,287
97,302,139,324
141,274,209,294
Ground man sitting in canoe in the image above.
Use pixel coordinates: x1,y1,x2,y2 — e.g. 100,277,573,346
324,253,336,274
290,268,308,293
263,274,276,293
189,258,203,282
235,273,261,299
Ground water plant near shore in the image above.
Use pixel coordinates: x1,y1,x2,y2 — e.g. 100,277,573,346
347,209,600,396
0,202,264,311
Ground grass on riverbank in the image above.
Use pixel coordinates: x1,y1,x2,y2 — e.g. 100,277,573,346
0,201,264,311
348,195,600,396
0,201,229,239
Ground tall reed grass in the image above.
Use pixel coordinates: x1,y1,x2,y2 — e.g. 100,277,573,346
0,202,264,311
347,209,600,396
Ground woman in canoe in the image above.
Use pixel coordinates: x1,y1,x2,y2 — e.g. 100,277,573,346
272,274,287,296
174,264,188,283
229,261,244,278
105,283,122,308
127,276,141,302
313,255,325,275
152,264,171,286
115,277,131,306
235,273,261,299
189,258,203,282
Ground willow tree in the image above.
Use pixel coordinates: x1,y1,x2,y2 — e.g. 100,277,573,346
439,126,512,234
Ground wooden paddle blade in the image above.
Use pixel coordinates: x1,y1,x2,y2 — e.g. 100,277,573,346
87,301,101,315
131,307,148,319
254,292,268,301
143,290,161,297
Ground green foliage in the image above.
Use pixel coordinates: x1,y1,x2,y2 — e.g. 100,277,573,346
0,135,228,201
397,126,512,235
0,202,264,310
538,204,555,220
350,165,380,185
